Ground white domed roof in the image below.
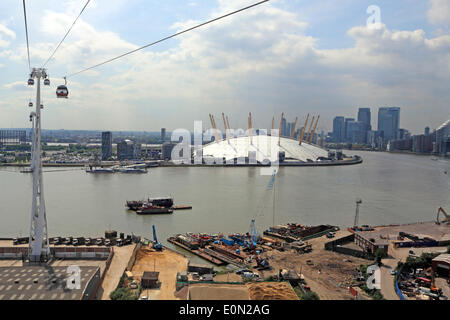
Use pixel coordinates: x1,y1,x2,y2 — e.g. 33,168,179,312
199,135,328,163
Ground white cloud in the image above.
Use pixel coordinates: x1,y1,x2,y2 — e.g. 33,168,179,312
428,0,450,25
1,1,449,133
0,23,15,48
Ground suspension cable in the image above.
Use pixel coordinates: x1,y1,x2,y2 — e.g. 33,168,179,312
42,0,91,68
65,0,270,78
22,0,31,71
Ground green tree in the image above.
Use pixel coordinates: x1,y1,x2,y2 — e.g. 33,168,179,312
374,248,386,265
300,291,320,300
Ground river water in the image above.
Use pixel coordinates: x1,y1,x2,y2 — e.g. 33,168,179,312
1,151,449,245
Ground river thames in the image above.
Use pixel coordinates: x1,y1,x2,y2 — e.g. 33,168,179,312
0,151,449,245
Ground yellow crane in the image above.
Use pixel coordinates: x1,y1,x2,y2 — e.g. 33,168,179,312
308,115,320,143
299,113,309,145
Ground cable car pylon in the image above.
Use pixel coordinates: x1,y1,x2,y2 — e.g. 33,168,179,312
28,67,50,263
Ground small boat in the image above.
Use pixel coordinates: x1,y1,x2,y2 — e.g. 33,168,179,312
136,204,173,215
126,196,174,210
86,166,114,173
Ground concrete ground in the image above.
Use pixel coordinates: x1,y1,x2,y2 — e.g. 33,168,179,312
0,260,23,267
132,245,188,300
98,244,136,300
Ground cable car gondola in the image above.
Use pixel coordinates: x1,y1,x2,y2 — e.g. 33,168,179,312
44,78,50,86
56,77,68,98
28,78,34,86
28,101,33,107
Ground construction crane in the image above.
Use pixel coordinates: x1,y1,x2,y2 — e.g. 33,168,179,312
308,115,320,143
354,199,362,229
436,207,450,225
152,225,162,251
299,114,309,145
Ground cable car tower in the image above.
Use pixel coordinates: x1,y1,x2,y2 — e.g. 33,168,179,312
27,67,50,262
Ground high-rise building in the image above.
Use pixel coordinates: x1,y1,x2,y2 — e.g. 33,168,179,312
161,128,166,142
377,107,400,141
332,116,345,142
282,118,287,137
435,120,450,156
357,108,371,143
425,127,430,136
117,139,141,160
101,131,112,160
346,121,366,144
344,118,355,142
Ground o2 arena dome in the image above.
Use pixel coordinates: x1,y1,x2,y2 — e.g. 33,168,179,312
192,113,362,166
200,135,329,164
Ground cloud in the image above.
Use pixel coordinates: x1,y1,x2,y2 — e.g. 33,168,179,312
428,0,450,25
0,24,15,48
1,1,449,133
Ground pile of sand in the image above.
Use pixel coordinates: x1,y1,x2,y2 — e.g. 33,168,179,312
246,282,299,300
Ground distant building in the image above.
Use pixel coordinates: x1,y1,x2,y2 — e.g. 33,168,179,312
101,131,112,160
344,118,355,142
332,116,345,143
346,121,366,144
161,128,166,142
398,128,410,140
425,127,430,136
117,139,141,160
357,108,371,143
377,107,400,141
435,120,450,156
282,118,287,137
412,134,434,154
0,130,26,146
162,142,176,160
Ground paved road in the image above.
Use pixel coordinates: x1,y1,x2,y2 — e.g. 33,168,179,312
380,258,399,300
98,244,136,300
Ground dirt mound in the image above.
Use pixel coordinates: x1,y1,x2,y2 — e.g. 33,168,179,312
246,282,298,300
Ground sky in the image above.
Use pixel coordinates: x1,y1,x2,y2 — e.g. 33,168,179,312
0,0,449,134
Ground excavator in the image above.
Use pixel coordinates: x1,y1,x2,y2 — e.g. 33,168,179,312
435,207,450,225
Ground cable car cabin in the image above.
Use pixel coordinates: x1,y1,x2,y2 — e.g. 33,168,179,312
28,78,34,86
56,85,68,98
40,104,44,109
28,102,33,107
44,79,50,86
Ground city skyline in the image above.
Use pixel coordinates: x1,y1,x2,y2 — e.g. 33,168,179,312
0,1,449,133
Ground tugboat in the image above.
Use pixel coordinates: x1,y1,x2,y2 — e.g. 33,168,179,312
126,196,174,210
136,204,173,215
